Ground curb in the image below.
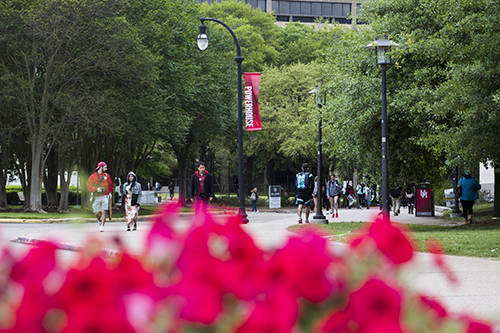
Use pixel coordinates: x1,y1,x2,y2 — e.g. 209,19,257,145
14,236,119,258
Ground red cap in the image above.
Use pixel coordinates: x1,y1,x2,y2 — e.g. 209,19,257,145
95,162,107,171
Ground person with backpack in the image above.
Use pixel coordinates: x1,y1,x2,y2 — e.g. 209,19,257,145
295,163,315,224
356,182,366,209
326,173,343,218
457,170,481,224
86,162,114,232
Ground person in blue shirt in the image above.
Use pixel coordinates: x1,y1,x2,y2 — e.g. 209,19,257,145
295,163,315,224
457,170,481,224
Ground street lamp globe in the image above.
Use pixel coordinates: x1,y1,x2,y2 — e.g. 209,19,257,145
197,24,208,51
366,35,401,65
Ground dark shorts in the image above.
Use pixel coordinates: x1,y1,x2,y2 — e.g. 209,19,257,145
296,191,312,206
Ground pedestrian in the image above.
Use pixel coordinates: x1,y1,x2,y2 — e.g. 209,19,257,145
326,173,343,218
168,181,175,200
345,181,355,209
295,163,315,224
155,181,162,192
365,183,372,209
390,184,402,216
356,182,366,209
250,187,259,213
122,171,142,231
405,183,415,214
323,175,331,213
457,170,481,224
87,162,114,232
190,162,214,203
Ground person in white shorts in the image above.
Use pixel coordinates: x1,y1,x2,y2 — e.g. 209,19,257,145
87,162,114,232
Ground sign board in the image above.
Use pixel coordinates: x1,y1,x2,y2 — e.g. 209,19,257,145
17,192,25,201
269,185,281,209
444,188,455,207
416,188,434,216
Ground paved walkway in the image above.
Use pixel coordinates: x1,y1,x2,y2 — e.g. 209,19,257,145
1,206,499,324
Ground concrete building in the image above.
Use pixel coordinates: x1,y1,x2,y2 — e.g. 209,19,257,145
200,0,363,26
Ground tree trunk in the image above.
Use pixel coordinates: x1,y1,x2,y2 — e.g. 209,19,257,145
266,158,275,185
58,147,77,213
44,148,59,209
0,146,10,210
28,141,46,213
494,168,500,218
175,145,192,204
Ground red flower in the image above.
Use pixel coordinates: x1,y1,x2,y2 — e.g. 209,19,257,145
348,278,402,325
236,287,299,333
259,232,336,303
419,295,447,318
426,239,458,284
7,242,59,333
55,256,134,333
350,216,414,265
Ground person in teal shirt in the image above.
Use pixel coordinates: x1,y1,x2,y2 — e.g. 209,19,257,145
457,170,481,223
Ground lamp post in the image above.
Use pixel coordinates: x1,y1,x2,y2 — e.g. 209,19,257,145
198,18,248,223
227,158,231,198
366,35,400,218
309,85,327,224
451,166,462,217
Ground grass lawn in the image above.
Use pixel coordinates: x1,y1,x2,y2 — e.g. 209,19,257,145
288,203,500,260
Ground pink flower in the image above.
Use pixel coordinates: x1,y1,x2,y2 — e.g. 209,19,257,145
260,232,336,302
349,216,414,265
236,287,299,333
419,295,447,318
426,239,458,284
318,277,404,333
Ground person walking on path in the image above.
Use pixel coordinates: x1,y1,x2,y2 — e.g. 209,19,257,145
326,174,343,218
190,162,214,203
122,171,142,231
295,163,315,224
168,181,175,200
356,182,366,209
457,170,481,224
250,187,259,213
87,162,114,232
365,183,372,209
390,184,402,216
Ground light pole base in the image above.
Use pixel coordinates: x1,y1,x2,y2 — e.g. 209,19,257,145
313,215,328,224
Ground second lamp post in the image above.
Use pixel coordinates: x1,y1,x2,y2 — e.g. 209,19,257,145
366,35,400,218
197,18,248,223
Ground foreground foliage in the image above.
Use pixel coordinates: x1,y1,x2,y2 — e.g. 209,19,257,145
0,202,493,332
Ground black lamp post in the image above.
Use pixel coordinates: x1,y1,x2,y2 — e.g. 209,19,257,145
366,35,400,219
198,18,248,223
451,166,462,217
227,158,231,198
309,85,327,224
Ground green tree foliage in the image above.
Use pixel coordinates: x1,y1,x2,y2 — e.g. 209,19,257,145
125,0,237,197
199,0,281,72
247,62,322,178
0,0,158,212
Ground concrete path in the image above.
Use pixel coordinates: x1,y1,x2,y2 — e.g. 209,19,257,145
1,207,499,324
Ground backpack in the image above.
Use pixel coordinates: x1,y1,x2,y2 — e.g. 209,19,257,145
296,172,310,192
250,192,256,201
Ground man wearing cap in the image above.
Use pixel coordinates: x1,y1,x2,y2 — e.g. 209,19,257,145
87,162,114,232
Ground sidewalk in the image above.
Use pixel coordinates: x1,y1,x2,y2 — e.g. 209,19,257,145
1,206,499,323
242,208,500,323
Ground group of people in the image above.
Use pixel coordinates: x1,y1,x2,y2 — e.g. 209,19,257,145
86,161,181,232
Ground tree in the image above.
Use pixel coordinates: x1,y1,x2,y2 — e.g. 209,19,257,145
0,0,157,212
245,62,322,182
199,0,281,73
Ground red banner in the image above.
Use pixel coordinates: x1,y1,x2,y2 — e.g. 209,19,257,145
244,73,262,131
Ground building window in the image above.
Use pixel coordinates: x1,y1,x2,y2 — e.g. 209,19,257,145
321,3,332,16
290,1,300,14
342,3,351,16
